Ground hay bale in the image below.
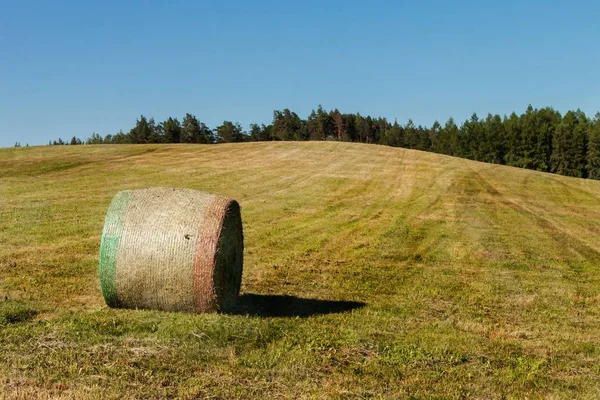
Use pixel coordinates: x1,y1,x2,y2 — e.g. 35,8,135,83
98,188,243,313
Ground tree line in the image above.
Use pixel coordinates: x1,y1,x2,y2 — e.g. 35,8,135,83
49,105,600,180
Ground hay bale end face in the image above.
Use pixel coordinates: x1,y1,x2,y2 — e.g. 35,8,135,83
99,188,243,313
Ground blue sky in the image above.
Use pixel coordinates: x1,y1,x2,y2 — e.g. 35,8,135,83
1,0,599,147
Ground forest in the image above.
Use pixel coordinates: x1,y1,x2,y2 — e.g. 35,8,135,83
50,105,600,180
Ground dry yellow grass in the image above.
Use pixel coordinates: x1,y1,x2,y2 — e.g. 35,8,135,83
1,142,600,398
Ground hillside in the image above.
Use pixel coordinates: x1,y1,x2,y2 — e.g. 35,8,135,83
2,142,600,398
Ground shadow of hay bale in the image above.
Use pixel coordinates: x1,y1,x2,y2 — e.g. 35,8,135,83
0,300,37,325
226,294,365,317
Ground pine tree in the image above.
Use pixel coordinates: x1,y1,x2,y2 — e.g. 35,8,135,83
249,123,262,141
111,130,129,144
504,112,522,166
354,114,369,143
129,115,155,143
459,114,483,160
586,113,600,180
404,119,418,148
307,110,320,140
364,116,376,144
439,118,459,156
428,121,441,153
482,114,505,164
374,118,389,145
552,111,583,177
272,109,305,140
330,109,345,140
216,121,246,143
382,120,403,147
519,105,537,169
416,125,431,151
182,113,213,143
162,117,182,143
316,105,333,140
198,122,214,144
86,133,103,144
532,108,559,172
571,110,589,178
341,114,356,142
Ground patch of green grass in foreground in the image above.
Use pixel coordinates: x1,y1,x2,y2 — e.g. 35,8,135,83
1,142,600,398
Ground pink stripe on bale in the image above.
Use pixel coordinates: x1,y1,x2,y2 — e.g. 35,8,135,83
192,196,232,312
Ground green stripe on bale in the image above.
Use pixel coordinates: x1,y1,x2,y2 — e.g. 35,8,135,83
99,190,132,308
98,188,243,313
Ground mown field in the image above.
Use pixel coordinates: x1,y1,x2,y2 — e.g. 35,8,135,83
1,142,600,399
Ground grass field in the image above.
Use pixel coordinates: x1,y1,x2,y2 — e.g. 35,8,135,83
2,142,600,399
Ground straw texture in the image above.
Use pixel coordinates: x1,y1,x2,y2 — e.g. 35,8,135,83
99,188,243,313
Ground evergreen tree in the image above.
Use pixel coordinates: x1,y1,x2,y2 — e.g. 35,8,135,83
251,123,274,141
262,124,274,141
533,108,560,172
373,117,389,145
148,118,160,143
459,114,483,160
182,113,213,143
198,122,214,143
404,119,418,148
382,120,403,147
249,123,262,141
341,114,356,142
354,113,370,143
129,115,156,143
504,112,522,166
181,113,200,143
272,109,305,140
586,113,600,179
111,130,129,144
519,105,537,169
307,110,320,140
482,114,505,164
364,116,376,143
428,121,441,153
216,121,246,143
416,125,431,151
162,117,182,143
551,111,587,177
551,111,572,175
330,109,345,140
86,133,103,145
572,110,589,177
439,118,459,156
316,105,334,140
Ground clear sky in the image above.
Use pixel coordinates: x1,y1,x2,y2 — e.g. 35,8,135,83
1,0,599,147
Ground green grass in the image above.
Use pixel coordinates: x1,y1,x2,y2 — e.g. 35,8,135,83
1,142,600,399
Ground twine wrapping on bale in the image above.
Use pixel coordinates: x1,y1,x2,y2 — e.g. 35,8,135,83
99,188,243,313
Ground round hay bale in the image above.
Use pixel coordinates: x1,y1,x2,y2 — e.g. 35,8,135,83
98,188,243,313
